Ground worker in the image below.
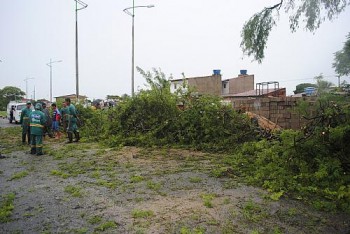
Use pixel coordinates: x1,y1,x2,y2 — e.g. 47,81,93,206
65,98,80,143
60,101,69,135
29,103,46,155
51,103,61,139
20,101,32,144
42,103,53,138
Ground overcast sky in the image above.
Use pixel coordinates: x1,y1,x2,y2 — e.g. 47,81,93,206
1,0,349,100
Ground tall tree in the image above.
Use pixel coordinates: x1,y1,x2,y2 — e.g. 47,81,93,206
294,83,317,94
315,74,334,94
0,86,26,110
333,32,350,76
241,0,350,63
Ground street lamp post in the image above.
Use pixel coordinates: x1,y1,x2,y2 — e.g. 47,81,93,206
123,2,154,97
74,0,88,103
46,58,62,102
24,77,35,99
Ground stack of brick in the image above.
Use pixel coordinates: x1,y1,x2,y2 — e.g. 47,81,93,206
233,96,318,130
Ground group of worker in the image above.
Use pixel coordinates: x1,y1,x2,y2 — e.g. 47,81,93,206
19,98,80,156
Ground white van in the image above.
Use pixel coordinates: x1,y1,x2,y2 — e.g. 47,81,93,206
7,102,33,124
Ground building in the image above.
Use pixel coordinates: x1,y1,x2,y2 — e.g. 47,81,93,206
222,71,255,95
170,70,258,98
54,94,88,104
170,71,222,96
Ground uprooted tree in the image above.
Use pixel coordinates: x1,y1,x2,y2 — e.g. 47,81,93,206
241,0,350,63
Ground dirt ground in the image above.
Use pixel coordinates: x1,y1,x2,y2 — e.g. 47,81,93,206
0,129,349,234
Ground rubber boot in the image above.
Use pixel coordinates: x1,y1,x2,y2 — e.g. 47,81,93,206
36,148,44,156
22,134,26,145
66,132,73,144
27,134,31,145
30,147,36,155
73,131,80,142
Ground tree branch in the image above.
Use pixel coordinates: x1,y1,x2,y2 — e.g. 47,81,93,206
266,0,283,10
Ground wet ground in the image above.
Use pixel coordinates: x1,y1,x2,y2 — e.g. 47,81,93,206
0,130,349,233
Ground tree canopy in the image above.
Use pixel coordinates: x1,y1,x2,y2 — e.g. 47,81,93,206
333,32,350,76
241,0,350,63
294,83,317,94
315,74,334,94
0,86,26,110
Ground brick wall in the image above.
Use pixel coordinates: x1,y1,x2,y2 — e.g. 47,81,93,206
231,96,318,130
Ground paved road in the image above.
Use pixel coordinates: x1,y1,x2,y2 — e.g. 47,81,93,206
0,117,18,128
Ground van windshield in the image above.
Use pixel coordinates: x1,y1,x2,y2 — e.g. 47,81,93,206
16,105,26,110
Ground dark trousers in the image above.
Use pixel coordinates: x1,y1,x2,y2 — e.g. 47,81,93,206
30,134,43,155
22,125,31,144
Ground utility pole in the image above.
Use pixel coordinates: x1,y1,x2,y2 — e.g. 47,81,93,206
24,77,35,99
123,3,154,97
47,58,62,102
74,0,88,102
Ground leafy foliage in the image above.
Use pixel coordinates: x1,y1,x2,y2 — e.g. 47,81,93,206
76,68,350,213
241,0,350,62
224,95,350,212
315,74,334,94
0,86,26,110
294,83,317,94
97,68,255,151
240,6,277,62
333,32,350,76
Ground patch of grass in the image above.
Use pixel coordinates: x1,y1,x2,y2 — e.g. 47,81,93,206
180,226,205,234
221,220,238,234
271,227,283,234
96,179,118,189
58,162,87,177
210,167,232,178
242,200,267,222
90,170,101,179
0,193,15,223
146,181,161,191
269,191,284,201
130,175,144,183
96,148,107,156
189,177,202,183
223,180,240,189
50,170,69,179
0,170,3,175
134,197,144,203
94,221,117,232
287,208,298,216
206,219,219,226
131,209,154,219
8,170,29,181
124,162,134,169
223,197,231,205
23,212,35,218
64,185,83,197
88,215,102,224
70,227,88,234
201,194,216,208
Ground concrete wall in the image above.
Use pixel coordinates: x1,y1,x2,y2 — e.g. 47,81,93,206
231,96,318,130
228,74,254,94
187,75,222,96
